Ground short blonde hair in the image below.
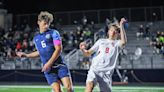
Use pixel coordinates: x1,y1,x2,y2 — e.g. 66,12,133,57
38,11,54,23
107,24,120,32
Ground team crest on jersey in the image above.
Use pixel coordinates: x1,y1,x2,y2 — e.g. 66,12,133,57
45,34,51,39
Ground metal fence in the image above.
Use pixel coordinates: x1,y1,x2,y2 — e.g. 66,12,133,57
15,6,164,26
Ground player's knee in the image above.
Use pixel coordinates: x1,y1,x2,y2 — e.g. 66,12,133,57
64,83,72,91
51,83,62,92
66,86,72,91
86,82,94,88
85,82,94,92
52,88,62,92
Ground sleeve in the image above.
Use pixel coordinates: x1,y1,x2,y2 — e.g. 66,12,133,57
115,40,122,47
115,40,123,53
89,39,100,52
52,30,62,46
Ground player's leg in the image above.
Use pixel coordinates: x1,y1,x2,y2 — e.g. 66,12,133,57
85,81,94,92
51,81,62,92
44,69,62,92
96,71,113,92
58,65,74,92
98,76,112,92
85,69,97,92
61,76,74,92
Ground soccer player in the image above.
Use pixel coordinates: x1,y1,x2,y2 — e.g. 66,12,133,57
16,11,74,92
79,18,127,92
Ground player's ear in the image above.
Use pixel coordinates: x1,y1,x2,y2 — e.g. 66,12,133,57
37,20,40,25
37,21,39,25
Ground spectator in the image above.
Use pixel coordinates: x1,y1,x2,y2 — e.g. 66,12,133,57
145,24,151,40
136,24,144,39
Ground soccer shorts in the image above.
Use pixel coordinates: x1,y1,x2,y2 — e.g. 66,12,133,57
44,65,70,85
86,69,114,92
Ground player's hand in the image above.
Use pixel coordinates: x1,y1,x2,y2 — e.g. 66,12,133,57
79,42,86,50
120,18,127,25
42,63,51,72
16,52,27,57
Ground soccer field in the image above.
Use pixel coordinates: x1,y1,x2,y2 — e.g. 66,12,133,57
0,85,164,92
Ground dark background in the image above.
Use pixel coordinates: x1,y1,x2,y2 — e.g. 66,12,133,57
1,0,164,14
1,69,164,84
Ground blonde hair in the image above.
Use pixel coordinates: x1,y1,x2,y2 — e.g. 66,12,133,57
38,11,54,23
106,24,120,39
108,24,120,32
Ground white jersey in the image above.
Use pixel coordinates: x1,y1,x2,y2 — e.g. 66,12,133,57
90,38,122,72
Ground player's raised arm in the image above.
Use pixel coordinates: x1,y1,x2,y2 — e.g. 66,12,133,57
119,18,127,47
79,42,93,57
16,51,39,58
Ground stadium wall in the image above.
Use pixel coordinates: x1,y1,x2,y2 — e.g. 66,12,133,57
0,69,164,85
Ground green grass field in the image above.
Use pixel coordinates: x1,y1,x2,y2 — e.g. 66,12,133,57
0,85,164,92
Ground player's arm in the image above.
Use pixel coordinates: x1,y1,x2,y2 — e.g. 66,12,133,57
119,18,127,47
42,31,62,72
16,51,39,58
47,45,61,66
42,42,62,72
79,42,93,57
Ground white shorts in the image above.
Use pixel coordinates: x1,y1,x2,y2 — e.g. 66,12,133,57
86,69,114,92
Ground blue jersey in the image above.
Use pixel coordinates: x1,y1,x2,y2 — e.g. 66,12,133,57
33,29,71,86
33,29,65,67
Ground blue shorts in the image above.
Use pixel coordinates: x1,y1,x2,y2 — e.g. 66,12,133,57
44,65,70,85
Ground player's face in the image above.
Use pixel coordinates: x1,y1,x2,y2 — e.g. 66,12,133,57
108,26,118,39
38,20,50,32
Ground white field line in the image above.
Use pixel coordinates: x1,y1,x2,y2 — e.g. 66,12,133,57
0,85,164,90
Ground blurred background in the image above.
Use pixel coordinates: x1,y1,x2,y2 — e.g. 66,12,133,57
0,0,164,88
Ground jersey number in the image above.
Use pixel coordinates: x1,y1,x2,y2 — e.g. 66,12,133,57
41,40,46,48
105,47,110,53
